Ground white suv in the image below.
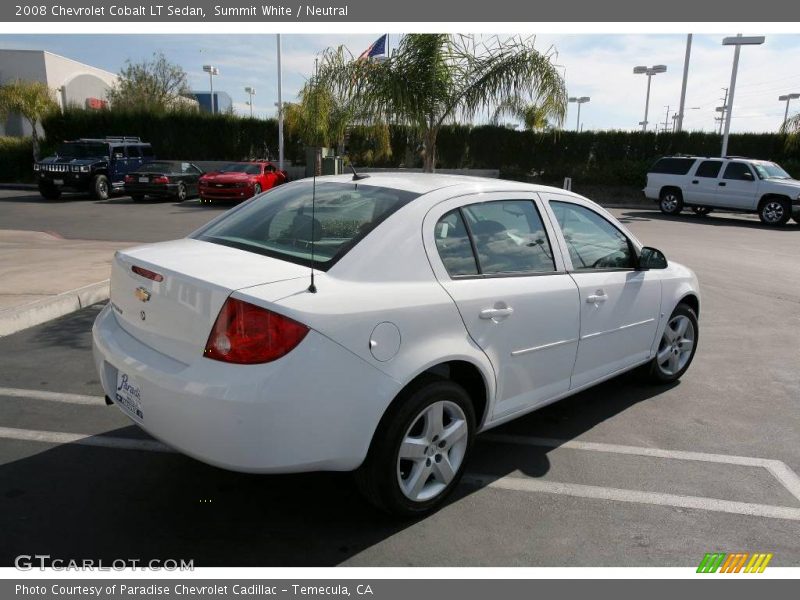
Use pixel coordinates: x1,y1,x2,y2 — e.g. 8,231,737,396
644,156,800,226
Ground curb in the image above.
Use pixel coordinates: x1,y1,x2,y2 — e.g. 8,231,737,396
0,280,109,337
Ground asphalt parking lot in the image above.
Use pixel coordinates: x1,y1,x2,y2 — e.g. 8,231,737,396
1,189,799,566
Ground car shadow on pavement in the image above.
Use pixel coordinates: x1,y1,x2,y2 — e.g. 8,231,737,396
616,209,800,230
0,369,678,567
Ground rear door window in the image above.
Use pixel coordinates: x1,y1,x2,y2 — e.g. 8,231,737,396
695,160,723,178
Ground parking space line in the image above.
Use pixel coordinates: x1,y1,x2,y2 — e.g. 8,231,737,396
481,433,800,503
0,387,105,406
463,474,800,522
0,426,173,453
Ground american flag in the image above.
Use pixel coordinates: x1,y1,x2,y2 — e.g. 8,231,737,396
358,34,388,60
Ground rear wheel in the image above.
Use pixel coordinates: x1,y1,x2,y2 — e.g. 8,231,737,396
758,197,790,226
92,174,109,200
38,183,61,200
175,181,187,202
659,188,683,215
355,377,475,516
646,303,698,384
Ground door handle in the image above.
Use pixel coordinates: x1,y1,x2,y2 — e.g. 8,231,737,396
718,182,727,187
479,307,514,320
691,180,699,184
586,291,607,303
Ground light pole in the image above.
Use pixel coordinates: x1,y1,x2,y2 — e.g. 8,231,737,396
202,64,219,114
779,93,800,131
720,34,765,157
568,96,590,132
244,86,256,118
633,65,667,132
676,34,693,133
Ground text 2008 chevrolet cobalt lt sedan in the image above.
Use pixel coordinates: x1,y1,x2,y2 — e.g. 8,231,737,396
93,174,700,515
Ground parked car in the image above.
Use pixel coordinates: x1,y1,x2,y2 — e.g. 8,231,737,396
93,174,700,515
645,155,800,225
34,136,153,200
124,161,204,202
198,160,287,203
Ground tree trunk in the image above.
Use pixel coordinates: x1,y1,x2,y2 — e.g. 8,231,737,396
422,129,438,173
29,120,40,162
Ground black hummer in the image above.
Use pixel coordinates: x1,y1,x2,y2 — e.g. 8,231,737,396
34,136,154,200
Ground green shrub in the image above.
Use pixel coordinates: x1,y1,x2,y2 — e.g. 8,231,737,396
0,136,34,182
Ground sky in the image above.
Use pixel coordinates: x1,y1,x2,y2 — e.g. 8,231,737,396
2,33,800,133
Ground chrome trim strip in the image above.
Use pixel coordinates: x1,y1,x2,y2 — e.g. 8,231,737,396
511,337,578,357
581,317,656,341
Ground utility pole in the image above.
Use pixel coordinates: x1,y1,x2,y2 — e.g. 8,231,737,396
717,87,729,135
663,105,671,133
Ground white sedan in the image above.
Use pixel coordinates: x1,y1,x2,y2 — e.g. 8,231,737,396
93,173,700,515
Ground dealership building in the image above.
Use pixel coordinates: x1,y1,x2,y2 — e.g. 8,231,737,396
0,49,117,136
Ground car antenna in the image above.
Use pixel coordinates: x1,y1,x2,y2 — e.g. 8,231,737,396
350,165,370,181
308,58,319,294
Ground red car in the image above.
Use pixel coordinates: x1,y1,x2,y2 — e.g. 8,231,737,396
198,161,287,203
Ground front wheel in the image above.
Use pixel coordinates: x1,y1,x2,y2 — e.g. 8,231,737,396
92,174,109,200
175,181,187,202
691,206,713,216
758,198,790,226
38,183,61,200
659,189,683,216
253,183,262,196
646,304,698,384
355,377,475,516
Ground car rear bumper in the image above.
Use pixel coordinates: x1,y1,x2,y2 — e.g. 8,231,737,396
125,183,180,197
92,303,397,473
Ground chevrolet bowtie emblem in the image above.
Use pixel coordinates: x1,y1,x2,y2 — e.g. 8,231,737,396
135,287,151,302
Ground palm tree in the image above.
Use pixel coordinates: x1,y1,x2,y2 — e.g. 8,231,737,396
320,34,567,172
782,113,800,149
285,47,391,164
0,80,59,160
491,97,556,132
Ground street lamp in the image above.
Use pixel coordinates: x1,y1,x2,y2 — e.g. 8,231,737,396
779,93,800,130
633,65,667,132
202,64,219,114
244,86,256,118
568,96,590,132
720,34,765,156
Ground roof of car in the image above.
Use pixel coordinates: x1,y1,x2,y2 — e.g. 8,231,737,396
307,172,582,199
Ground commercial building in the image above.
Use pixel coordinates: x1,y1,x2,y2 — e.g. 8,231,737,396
0,49,118,136
188,90,233,114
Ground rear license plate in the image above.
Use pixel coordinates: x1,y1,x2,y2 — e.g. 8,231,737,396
138,176,149,183
115,371,144,420
53,179,64,185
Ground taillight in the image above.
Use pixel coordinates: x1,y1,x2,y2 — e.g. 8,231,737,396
124,175,134,183
204,297,309,364
152,176,169,184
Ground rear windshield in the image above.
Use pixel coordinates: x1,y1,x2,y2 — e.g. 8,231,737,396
193,181,419,270
649,157,696,175
218,163,262,175
138,161,178,173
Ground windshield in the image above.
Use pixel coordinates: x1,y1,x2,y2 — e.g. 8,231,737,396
752,162,792,180
194,181,419,270
55,142,108,159
218,163,262,175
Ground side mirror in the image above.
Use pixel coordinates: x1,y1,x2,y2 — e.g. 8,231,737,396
742,172,754,181
638,246,668,270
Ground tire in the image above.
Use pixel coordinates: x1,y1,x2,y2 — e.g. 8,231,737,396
38,183,61,200
646,303,699,384
130,194,145,202
355,376,475,517
659,188,683,215
253,183,262,196
175,181,187,202
691,206,713,216
758,197,790,226
92,174,110,200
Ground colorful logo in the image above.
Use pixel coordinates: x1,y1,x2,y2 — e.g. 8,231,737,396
697,552,773,573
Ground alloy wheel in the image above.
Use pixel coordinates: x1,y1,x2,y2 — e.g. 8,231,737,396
661,194,679,213
656,315,695,376
762,201,785,224
396,400,469,502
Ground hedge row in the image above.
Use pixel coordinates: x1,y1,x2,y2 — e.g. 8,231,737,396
1,109,798,186
0,136,34,182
